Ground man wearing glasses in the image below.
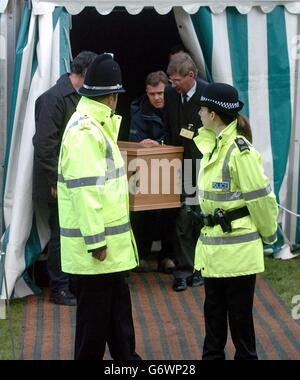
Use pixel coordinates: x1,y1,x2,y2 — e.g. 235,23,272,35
164,52,207,292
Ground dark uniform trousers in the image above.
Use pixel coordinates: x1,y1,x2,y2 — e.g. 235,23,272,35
203,274,258,360
173,205,200,279
171,89,203,280
70,272,140,360
47,202,69,293
130,209,175,261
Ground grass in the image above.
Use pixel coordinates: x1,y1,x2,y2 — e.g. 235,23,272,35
0,252,299,360
0,299,24,360
263,252,300,310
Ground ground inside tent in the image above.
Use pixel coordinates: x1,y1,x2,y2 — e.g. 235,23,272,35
70,7,182,140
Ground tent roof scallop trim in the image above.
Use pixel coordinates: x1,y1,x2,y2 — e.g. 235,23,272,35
31,0,300,15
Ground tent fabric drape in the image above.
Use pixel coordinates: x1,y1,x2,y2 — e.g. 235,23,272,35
0,0,9,14
0,2,71,299
0,10,7,232
175,5,300,245
0,9,7,292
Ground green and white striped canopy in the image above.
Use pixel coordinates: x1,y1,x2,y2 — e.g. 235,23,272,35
1,2,71,298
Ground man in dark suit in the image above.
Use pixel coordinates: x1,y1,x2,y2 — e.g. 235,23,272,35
164,52,207,291
32,51,97,305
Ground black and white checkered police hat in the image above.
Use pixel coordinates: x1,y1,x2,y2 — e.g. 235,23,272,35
200,82,244,115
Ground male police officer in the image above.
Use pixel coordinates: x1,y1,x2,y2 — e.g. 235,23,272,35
33,51,97,305
57,53,141,360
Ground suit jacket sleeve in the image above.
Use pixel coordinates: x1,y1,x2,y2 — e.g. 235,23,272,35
33,92,65,187
163,87,172,145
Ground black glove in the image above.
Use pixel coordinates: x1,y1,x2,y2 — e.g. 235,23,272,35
184,205,204,229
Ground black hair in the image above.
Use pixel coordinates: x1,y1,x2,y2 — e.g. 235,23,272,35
70,51,97,76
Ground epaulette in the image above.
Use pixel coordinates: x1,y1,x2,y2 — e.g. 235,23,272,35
234,137,250,153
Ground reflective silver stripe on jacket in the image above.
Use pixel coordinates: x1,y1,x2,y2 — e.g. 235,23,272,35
87,121,116,172
57,166,126,188
59,176,105,188
222,143,236,184
262,232,277,244
105,223,130,235
60,222,131,242
60,228,82,238
243,184,272,201
57,174,65,183
59,117,90,172
84,232,106,245
199,143,241,202
67,116,89,130
200,231,260,245
106,166,126,180
103,134,116,172
199,190,243,202
199,185,272,202
59,118,118,180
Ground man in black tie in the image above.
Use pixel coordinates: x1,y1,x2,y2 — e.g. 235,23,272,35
182,92,188,104
164,52,208,291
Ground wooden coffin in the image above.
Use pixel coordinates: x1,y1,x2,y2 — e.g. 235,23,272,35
118,141,184,211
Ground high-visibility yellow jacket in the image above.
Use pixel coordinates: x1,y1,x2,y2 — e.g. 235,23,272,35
57,97,138,274
193,120,278,277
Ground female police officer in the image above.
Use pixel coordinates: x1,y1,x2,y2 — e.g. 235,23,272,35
193,83,278,360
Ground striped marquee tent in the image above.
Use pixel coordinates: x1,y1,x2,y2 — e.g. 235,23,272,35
0,0,300,299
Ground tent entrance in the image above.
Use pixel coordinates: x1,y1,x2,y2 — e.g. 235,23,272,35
70,6,182,139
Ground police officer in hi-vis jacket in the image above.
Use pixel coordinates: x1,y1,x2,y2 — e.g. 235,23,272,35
194,82,278,360
57,53,141,360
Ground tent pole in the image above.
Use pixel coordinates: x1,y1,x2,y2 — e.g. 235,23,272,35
0,6,8,237
286,14,300,244
0,251,16,356
0,0,22,319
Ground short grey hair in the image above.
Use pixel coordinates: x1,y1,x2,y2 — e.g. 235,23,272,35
167,52,198,77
